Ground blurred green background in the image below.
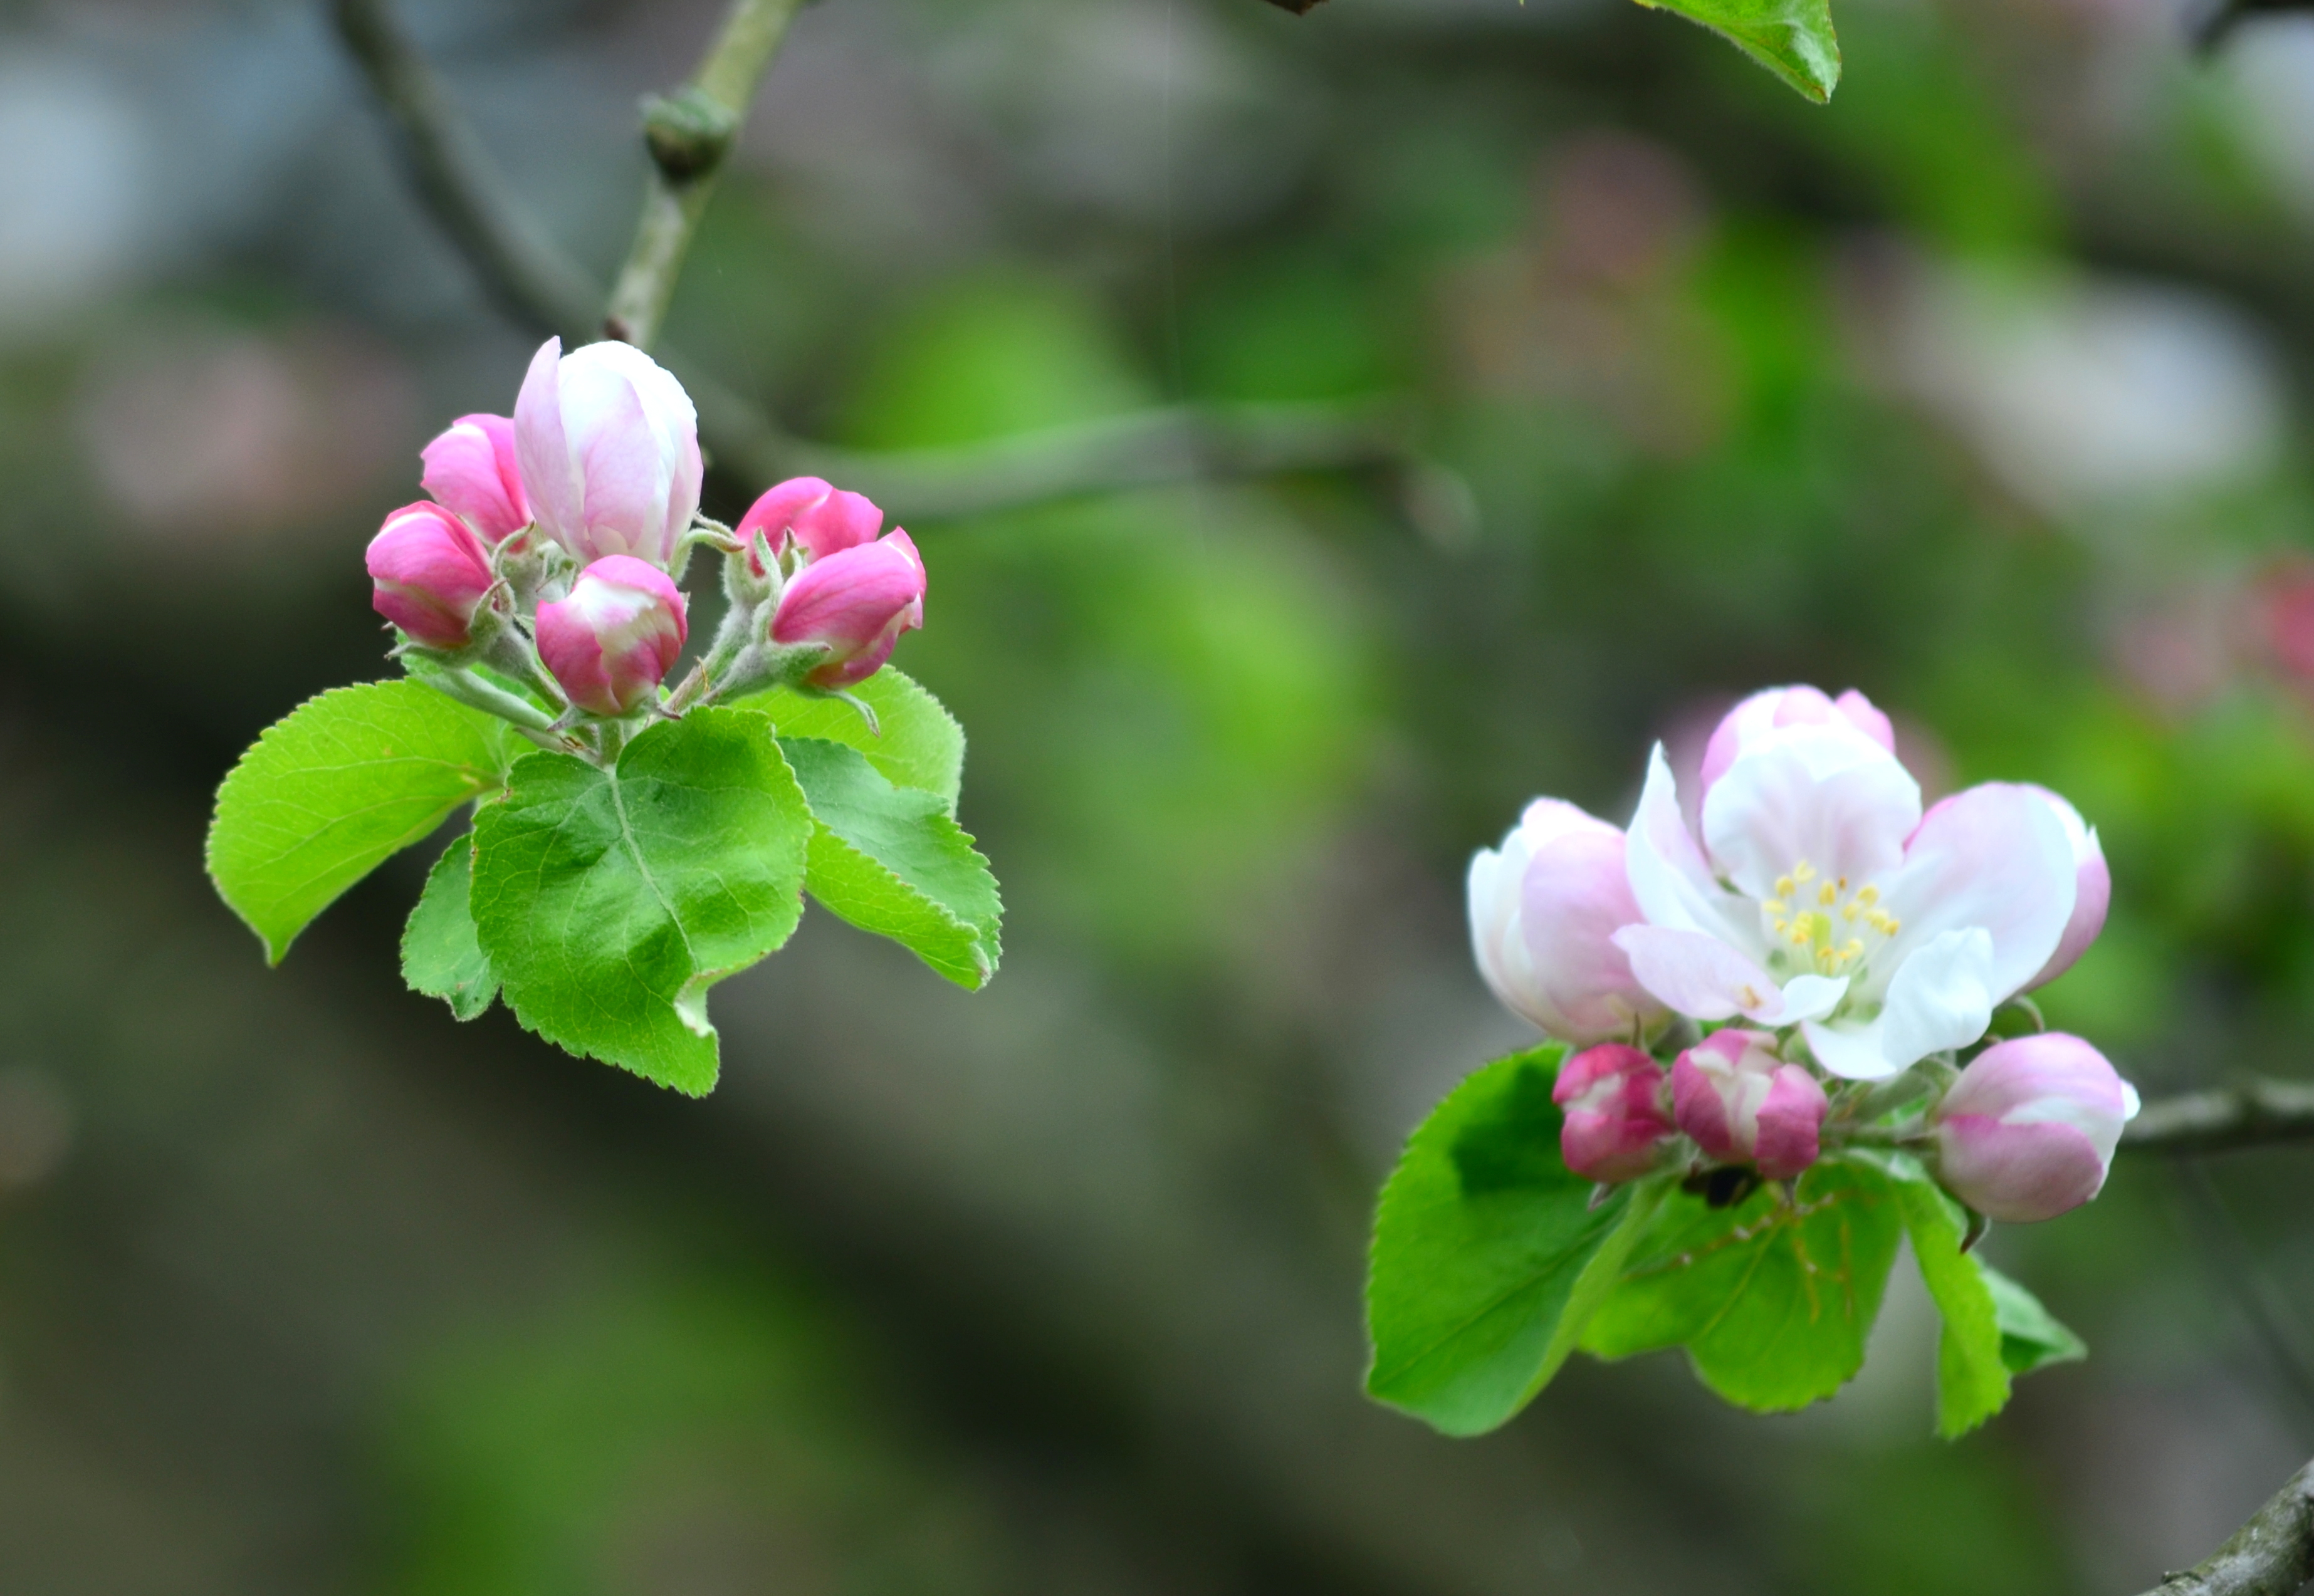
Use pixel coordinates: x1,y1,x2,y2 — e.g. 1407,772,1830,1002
0,0,2311,1588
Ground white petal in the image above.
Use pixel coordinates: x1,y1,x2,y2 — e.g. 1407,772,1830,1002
1801,1016,1904,1081
1700,725,1921,901
1614,925,1784,1022
1880,783,2075,1004
1623,746,1758,949
1879,927,1996,1070
1776,973,1851,1025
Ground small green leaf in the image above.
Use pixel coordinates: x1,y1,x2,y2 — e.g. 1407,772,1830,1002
730,668,964,810
1638,0,1841,104
469,709,814,1095
402,837,497,1021
1981,1265,2089,1377
1365,1045,1667,1437
207,680,515,964
1856,1150,2010,1437
778,736,1002,990
1581,1161,1901,1412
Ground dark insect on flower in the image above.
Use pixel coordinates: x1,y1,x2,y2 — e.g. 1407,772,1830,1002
1682,1167,1762,1210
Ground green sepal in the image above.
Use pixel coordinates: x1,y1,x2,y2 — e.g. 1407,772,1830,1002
207,680,516,964
1365,1045,1670,1437
402,836,498,1021
1581,1158,1902,1412
469,708,815,1096
1636,0,1840,103
778,736,1002,990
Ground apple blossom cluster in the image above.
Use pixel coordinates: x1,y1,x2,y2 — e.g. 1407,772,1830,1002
1472,686,2141,1224
365,336,925,756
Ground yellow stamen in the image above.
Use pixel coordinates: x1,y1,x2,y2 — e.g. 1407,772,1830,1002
1817,882,1837,906
1793,862,1817,882
1775,875,1796,899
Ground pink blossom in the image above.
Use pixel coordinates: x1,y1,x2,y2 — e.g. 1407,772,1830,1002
535,555,688,716
1934,1033,2139,1222
1552,1043,1674,1182
513,338,701,566
366,502,493,650
1671,1029,1827,1180
768,529,926,689
2021,785,2108,989
419,413,529,543
1468,800,1667,1046
735,476,884,570
1613,687,2080,1079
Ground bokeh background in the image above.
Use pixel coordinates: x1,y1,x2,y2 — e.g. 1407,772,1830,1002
1,0,2312,1588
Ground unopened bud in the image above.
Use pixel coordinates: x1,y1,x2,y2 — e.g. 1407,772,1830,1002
1553,1044,1674,1182
1672,1030,1827,1181
420,413,530,543
535,555,689,716
367,503,494,650
735,476,885,573
514,338,701,567
768,529,925,689
1932,1033,2139,1223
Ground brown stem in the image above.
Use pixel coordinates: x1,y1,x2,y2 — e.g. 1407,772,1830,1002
2120,1078,2314,1157
2135,1458,2314,1596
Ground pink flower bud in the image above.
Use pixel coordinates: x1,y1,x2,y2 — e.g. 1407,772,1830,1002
1672,1030,1828,1181
1553,1044,1674,1182
366,502,494,650
534,555,688,716
1698,685,1895,801
1933,1033,2139,1223
1467,800,1665,1046
735,476,884,571
2023,786,2109,989
768,529,926,689
513,338,702,566
420,413,530,543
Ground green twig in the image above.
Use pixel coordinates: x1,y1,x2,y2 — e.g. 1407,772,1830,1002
2137,1457,2314,1596
2119,1077,2314,1157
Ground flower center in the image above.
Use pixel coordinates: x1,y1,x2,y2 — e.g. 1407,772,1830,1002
1759,858,1900,977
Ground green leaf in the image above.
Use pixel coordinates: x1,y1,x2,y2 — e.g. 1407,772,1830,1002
1856,1150,2010,1437
730,668,964,810
402,837,496,1021
778,737,1002,990
1638,0,1841,104
469,708,814,1095
1981,1265,2089,1377
207,680,515,964
1581,1160,1901,1412
1365,1045,1669,1437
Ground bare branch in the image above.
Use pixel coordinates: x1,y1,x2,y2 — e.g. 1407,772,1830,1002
2120,1078,2314,1157
330,0,601,338
604,0,805,350
330,0,1426,520
2136,1458,2314,1596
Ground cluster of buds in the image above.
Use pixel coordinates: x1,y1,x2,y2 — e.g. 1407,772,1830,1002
1472,685,2141,1224
363,338,926,758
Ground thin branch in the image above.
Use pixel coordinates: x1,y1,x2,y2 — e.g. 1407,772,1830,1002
2120,1078,2314,1157
330,0,601,338
330,0,1427,522
2135,1457,2314,1596
604,0,805,350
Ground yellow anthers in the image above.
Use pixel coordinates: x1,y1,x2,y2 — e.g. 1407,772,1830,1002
1793,861,1818,883
1764,898,1787,916
1857,884,1880,906
1759,863,1898,976
1775,875,1796,899
1816,882,1837,906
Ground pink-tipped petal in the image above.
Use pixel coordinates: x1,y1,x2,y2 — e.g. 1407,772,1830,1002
1614,925,1798,1023
1698,686,1897,800
1700,724,1921,902
1885,783,2076,1008
513,337,579,551
1554,1044,1673,1182
421,414,530,543
366,503,494,649
770,529,927,689
534,555,688,715
1752,1065,1828,1180
1933,1033,2139,1222
2021,786,2110,989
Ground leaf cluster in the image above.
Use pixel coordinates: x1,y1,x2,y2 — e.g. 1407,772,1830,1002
1366,1046,2084,1437
207,670,999,1095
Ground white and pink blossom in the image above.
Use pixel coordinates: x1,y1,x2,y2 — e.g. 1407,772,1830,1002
1670,1028,1826,1180
535,555,688,716
1932,1033,2139,1221
513,338,702,568
1553,1044,1674,1182
1468,800,1667,1046
1613,686,2081,1080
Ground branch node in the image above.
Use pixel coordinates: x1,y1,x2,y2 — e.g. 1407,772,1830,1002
641,88,740,183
